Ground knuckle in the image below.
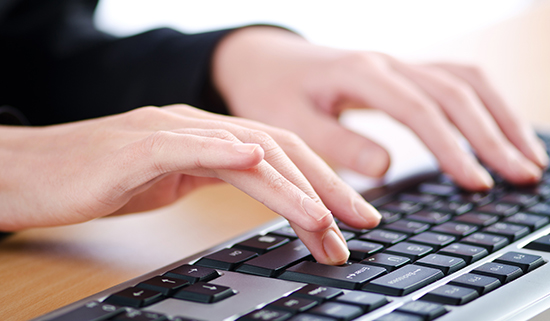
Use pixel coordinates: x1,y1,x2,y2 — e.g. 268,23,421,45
139,131,172,173
439,79,474,104
208,128,237,141
271,128,306,149
163,104,196,114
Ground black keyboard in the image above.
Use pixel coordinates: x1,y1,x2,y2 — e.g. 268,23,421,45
34,133,550,321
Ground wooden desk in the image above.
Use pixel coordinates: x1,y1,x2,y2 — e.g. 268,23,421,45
2,3,550,321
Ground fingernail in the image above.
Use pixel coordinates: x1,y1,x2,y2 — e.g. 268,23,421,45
353,196,381,226
302,198,331,222
323,228,350,264
510,153,542,180
533,141,549,168
475,166,494,189
358,148,390,177
233,143,260,154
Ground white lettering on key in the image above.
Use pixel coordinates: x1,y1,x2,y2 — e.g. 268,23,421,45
229,250,242,257
388,269,422,285
258,236,276,243
346,266,370,279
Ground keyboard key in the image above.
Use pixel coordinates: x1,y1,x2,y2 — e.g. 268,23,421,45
279,262,386,290
460,233,509,252
238,308,293,321
399,192,440,204
475,203,519,217
163,264,220,284
498,193,539,207
380,201,422,215
448,273,501,295
431,200,473,215
384,242,433,261
408,232,456,250
362,265,444,296
483,222,530,241
292,284,343,302
104,287,164,308
453,212,499,227
234,235,290,254
407,210,451,225
525,234,550,252
494,251,545,273
395,300,447,320
288,314,336,321
504,212,549,231
270,226,298,239
421,284,479,305
237,239,312,277
337,221,370,235
335,291,388,312
438,243,488,264
384,220,430,235
380,210,403,225
46,301,125,321
136,276,189,296
374,312,424,321
112,310,168,321
308,302,363,321
195,248,258,271
418,183,458,196
361,253,410,271
340,231,356,241
525,202,550,216
360,230,408,247
267,296,318,314
173,282,235,303
415,254,466,275
450,192,493,207
347,240,384,260
471,262,523,283
431,222,477,237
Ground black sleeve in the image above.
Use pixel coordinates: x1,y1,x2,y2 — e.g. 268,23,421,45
0,0,232,126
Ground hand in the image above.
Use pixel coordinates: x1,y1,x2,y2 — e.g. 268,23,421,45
213,27,548,190
0,105,381,264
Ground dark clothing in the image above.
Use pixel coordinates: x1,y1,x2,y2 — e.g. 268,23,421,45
0,0,231,125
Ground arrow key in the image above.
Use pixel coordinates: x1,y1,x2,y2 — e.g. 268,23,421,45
136,276,189,296
173,282,235,303
104,287,164,308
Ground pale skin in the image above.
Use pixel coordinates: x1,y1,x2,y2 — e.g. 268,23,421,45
0,26,547,265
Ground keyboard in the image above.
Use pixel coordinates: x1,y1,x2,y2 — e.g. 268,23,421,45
34,132,550,321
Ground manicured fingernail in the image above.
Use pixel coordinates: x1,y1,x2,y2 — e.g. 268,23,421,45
233,143,260,154
510,153,542,180
475,166,494,189
323,228,350,264
533,141,549,168
353,196,381,226
303,198,331,222
358,148,390,177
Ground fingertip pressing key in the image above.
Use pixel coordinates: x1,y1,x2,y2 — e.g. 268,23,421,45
353,195,381,228
322,228,350,265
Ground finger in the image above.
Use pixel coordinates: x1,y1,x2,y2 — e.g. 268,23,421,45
105,130,265,199
393,63,542,184
167,105,382,229
433,63,549,168
335,62,494,190
290,220,350,265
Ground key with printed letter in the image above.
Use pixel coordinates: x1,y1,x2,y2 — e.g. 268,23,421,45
362,265,444,296
279,261,386,290
236,239,312,277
